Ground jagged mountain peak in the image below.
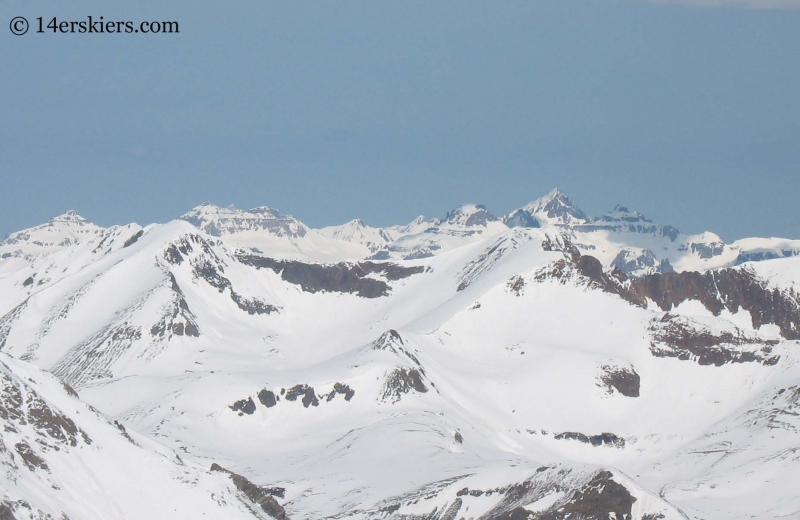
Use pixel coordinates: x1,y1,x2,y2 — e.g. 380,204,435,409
502,188,587,228
50,210,91,224
389,215,441,235
344,218,366,227
4,194,800,519
523,188,588,225
599,205,652,224
317,218,393,251
443,204,498,227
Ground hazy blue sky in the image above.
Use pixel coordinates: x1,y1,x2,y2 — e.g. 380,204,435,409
2,0,798,241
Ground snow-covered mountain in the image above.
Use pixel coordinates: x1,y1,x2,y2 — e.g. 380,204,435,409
0,211,107,261
504,188,589,227
0,353,287,520
179,203,370,262
1,190,799,519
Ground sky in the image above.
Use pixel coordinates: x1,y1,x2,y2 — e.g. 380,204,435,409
1,0,798,241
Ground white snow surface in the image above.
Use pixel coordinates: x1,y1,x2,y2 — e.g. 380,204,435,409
1,190,799,519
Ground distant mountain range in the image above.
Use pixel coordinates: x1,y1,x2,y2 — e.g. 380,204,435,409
1,189,799,519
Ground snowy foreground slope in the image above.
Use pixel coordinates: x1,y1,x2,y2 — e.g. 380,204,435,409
1,190,800,519
0,354,286,519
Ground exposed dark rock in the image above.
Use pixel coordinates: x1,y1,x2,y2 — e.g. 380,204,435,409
164,234,221,270
114,420,137,444
22,277,34,287
0,502,16,520
735,249,799,265
403,248,435,260
263,486,286,499
508,276,526,296
536,248,800,343
150,308,200,339
122,230,144,248
534,250,630,303
236,254,424,298
599,366,640,398
257,389,277,408
538,471,635,520
284,384,319,408
0,367,91,450
166,237,280,316
371,467,648,520
230,398,256,415
493,507,535,520
381,367,428,403
649,314,780,367
192,259,229,293
151,275,201,340
378,503,401,514
27,393,82,446
0,373,25,424
504,209,541,228
163,244,185,265
326,383,355,402
230,291,278,315
61,382,79,398
629,268,800,340
372,329,404,351
454,431,463,444
554,432,626,448
439,497,463,520
210,463,288,519
368,250,391,261
690,241,725,259
15,441,48,471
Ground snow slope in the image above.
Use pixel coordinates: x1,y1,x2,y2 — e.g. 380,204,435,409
0,353,285,520
1,193,799,519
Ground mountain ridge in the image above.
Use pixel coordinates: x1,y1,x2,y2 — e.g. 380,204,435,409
6,189,799,277
1,196,800,518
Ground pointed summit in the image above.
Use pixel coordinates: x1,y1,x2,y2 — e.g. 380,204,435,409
388,215,441,236
524,189,588,224
318,218,393,247
50,210,91,224
505,189,588,227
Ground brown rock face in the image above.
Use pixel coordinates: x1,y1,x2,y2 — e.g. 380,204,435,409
537,247,800,342
381,367,428,403
649,314,780,367
598,366,640,398
535,248,797,369
629,269,800,340
539,471,635,520
210,463,289,519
